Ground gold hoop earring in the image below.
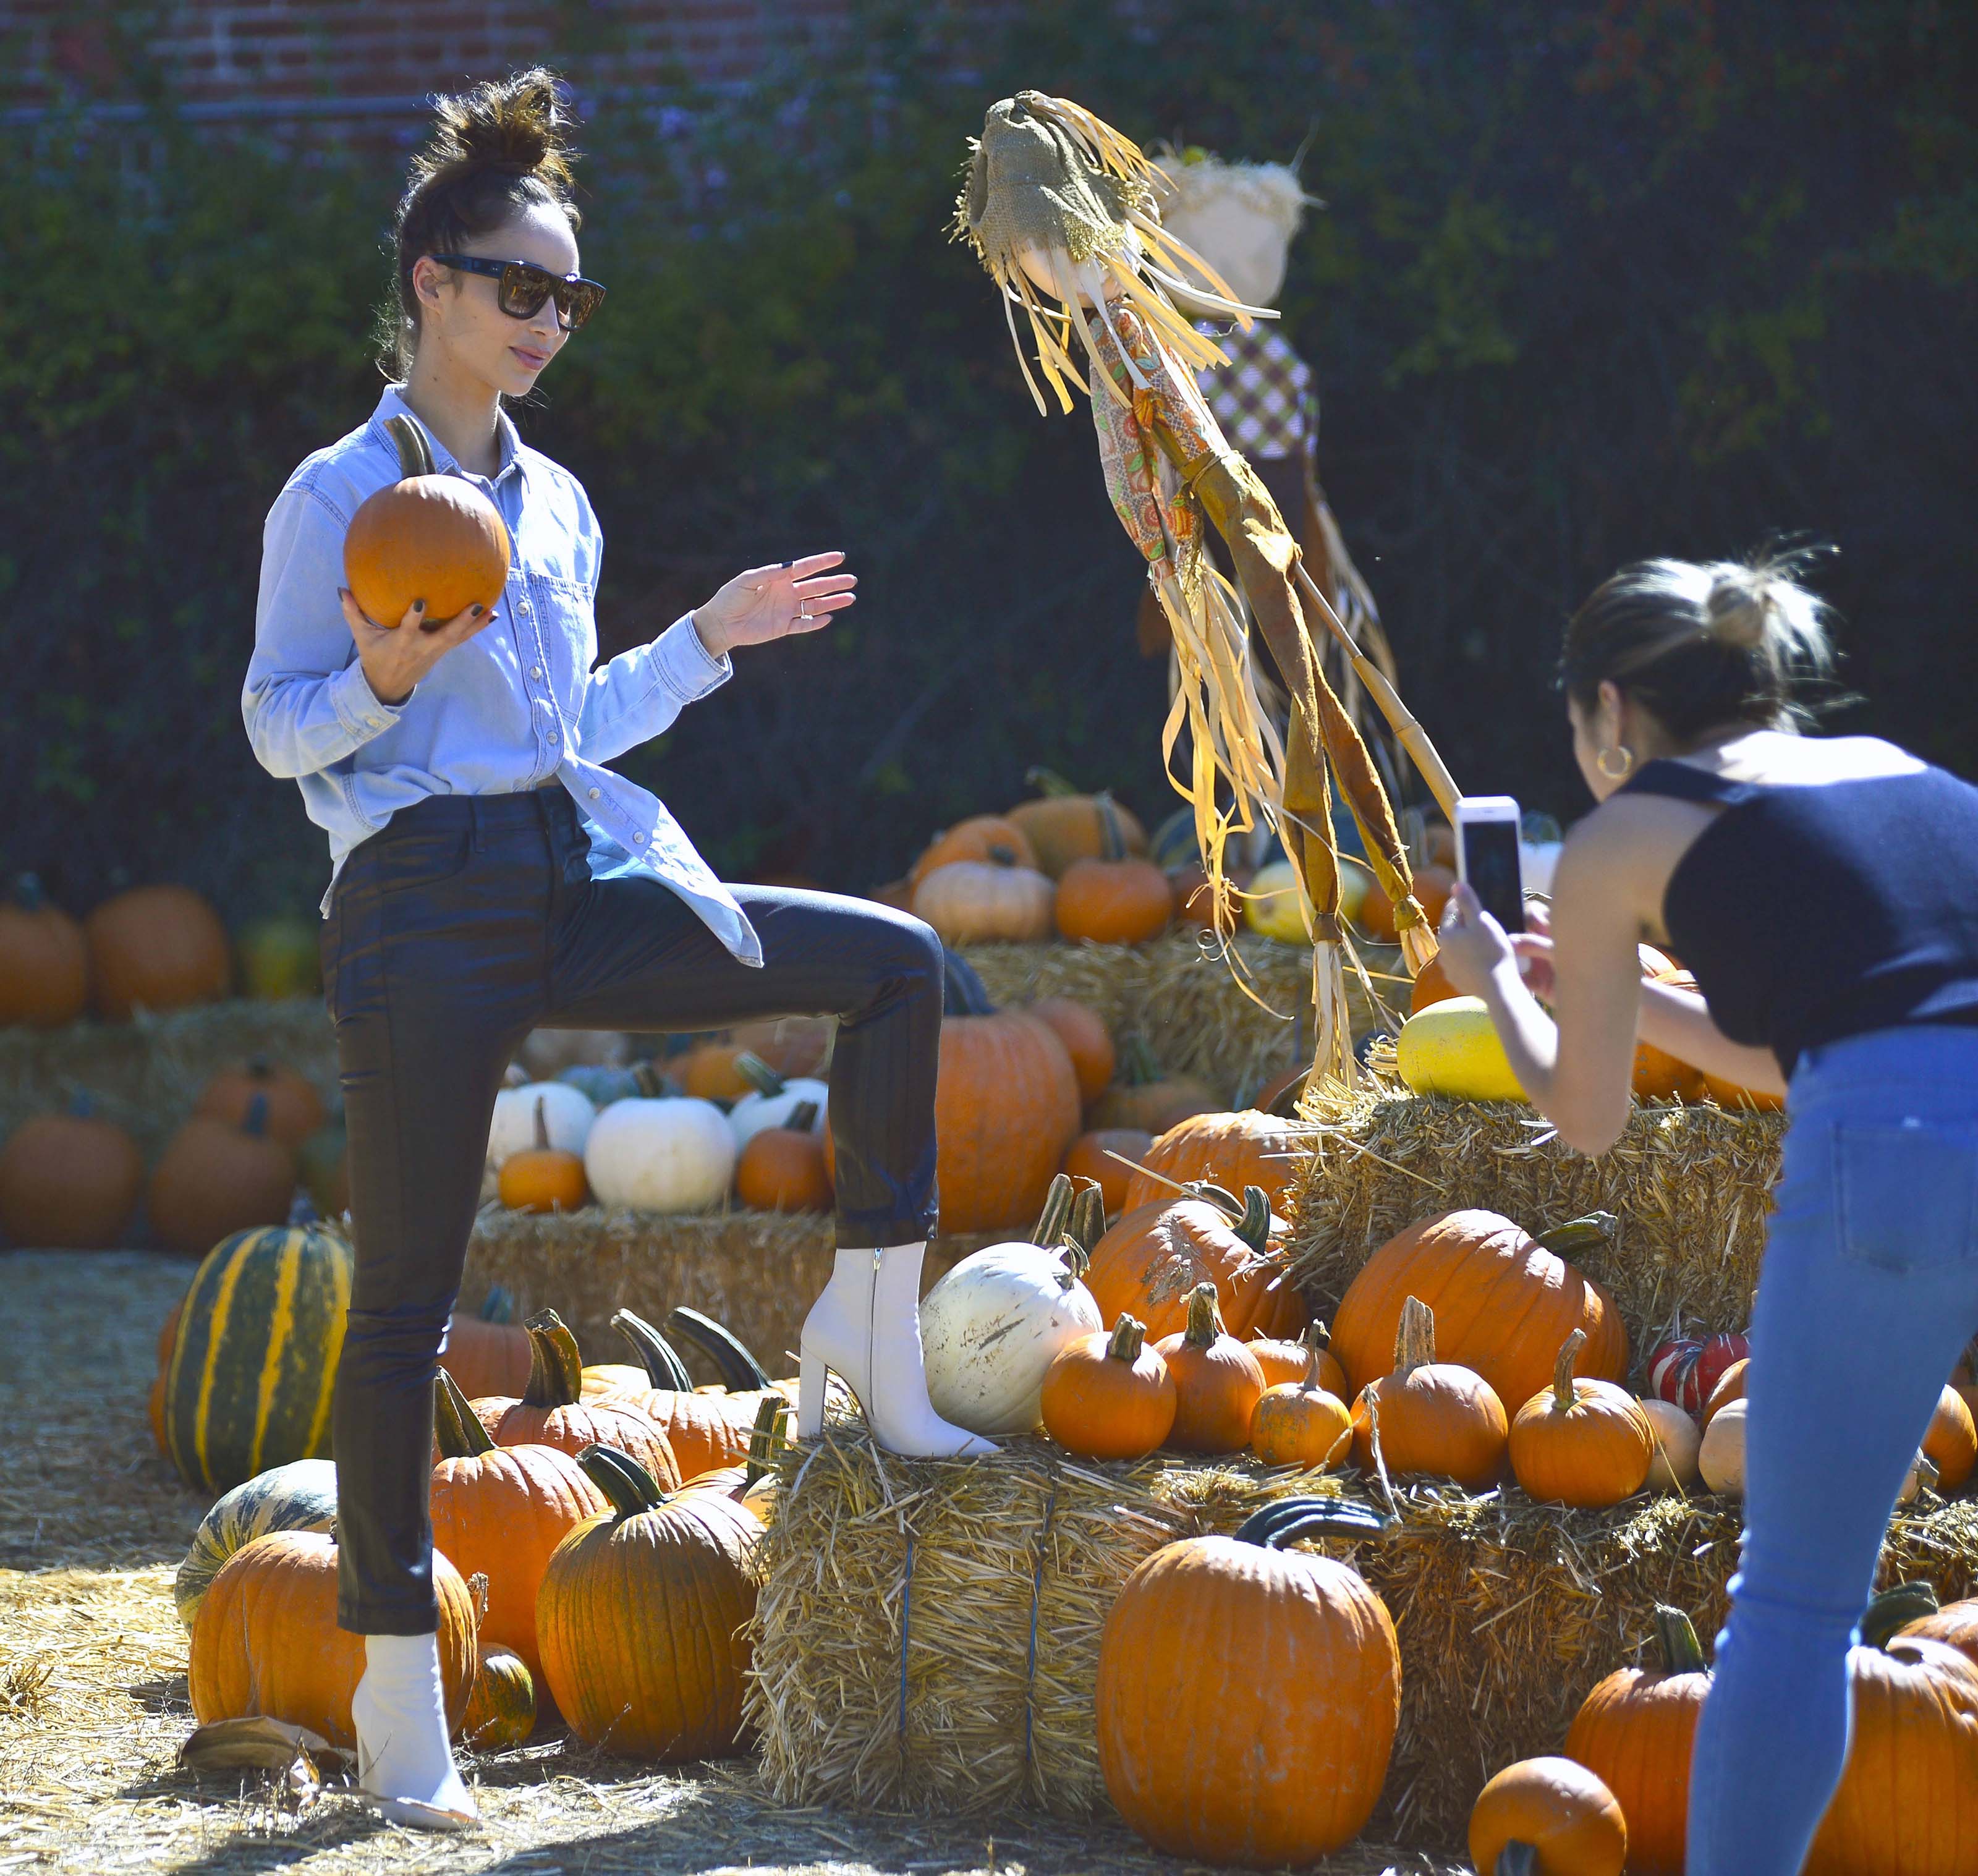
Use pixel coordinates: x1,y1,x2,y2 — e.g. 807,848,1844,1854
1596,745,1636,781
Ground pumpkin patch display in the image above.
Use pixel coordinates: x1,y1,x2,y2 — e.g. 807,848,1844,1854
536,1445,764,1760
1026,996,1115,1103
734,1099,832,1212
174,1458,339,1631
84,883,233,1021
1467,1757,1627,1876
1003,770,1148,878
0,1101,143,1249
1040,1313,1176,1460
1396,996,1527,1103
1508,1331,1655,1508
461,1643,537,1750
343,411,512,627
1564,1605,1712,1876
1053,854,1173,945
161,1219,353,1492
498,1096,591,1214
582,1096,735,1213
913,857,1056,944
1095,1496,1398,1866
1059,1127,1152,1215
1331,1209,1626,1417
909,814,1039,885
1121,1106,1305,1214
148,1094,297,1258
0,873,88,1027
195,1055,326,1149
1349,1296,1508,1490
189,1529,477,1748
1153,1281,1267,1454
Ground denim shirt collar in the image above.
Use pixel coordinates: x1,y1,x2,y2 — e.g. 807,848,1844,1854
367,383,528,493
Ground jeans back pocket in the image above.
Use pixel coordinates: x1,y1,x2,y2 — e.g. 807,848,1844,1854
1835,1119,1978,1273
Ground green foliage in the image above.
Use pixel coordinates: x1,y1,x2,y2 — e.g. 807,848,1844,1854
3,0,1974,925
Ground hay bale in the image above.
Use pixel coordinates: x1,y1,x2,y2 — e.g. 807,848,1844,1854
748,1433,1978,1845
1286,1085,1788,1367
462,1205,1001,1378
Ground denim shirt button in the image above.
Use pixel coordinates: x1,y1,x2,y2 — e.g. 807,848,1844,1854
632,833,647,846
587,787,600,800
529,665,543,681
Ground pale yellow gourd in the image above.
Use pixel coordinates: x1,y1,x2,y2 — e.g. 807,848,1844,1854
1396,998,1528,1103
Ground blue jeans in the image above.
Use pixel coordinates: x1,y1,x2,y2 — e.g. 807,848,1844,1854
1687,1025,1978,1874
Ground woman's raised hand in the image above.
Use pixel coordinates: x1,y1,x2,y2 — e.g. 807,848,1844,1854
340,588,496,708
691,551,857,659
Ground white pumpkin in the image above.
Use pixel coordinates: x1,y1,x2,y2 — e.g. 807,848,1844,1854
1698,1397,1746,1495
920,1182,1105,1438
488,1081,596,1169
727,1053,830,1152
584,1097,736,1213
1639,1397,1702,1492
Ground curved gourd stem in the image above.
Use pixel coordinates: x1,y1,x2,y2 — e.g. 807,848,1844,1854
384,412,436,480
611,1309,696,1392
1106,1315,1146,1364
940,946,998,1018
787,1099,821,1134
1189,1180,1244,1218
1030,1173,1077,1251
575,1442,667,1520
1063,1182,1106,1267
1181,1281,1225,1349
1861,1580,1941,1651
1532,1213,1619,1261
1301,1321,1331,1390
1652,1604,1710,1675
1551,1329,1588,1412
434,1369,498,1458
664,1307,775,1392
1233,1493,1386,1550
745,1394,791,1485
734,1051,787,1099
1096,792,1126,862
1496,1846,1539,1876
530,1097,551,1155
1393,1296,1436,1378
1231,1185,1273,1254
520,1310,584,1409
242,1092,271,1139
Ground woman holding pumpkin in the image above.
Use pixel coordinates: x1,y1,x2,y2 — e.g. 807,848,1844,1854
1434,551,1978,1874
243,71,988,1830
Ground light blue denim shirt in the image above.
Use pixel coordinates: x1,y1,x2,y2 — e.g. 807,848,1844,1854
243,383,763,967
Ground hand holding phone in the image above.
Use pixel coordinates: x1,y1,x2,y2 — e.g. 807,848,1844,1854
1454,795,1526,935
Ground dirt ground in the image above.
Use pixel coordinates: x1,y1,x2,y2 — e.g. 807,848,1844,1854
1,1250,1463,1875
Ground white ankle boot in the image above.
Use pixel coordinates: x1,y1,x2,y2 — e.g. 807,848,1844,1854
797,1242,998,1457
350,1631,478,1830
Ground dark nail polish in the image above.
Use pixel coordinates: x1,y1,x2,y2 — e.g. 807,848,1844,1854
412,599,425,612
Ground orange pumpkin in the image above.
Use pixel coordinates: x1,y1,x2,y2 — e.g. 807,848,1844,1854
1898,1587,1978,1673
734,1099,832,1212
1153,1282,1266,1453
1248,1320,1346,1396
0,1104,143,1249
0,874,88,1028
1349,1296,1508,1490
1408,952,1461,1014
1331,1208,1628,1418
1026,996,1115,1104
344,412,511,628
440,1286,533,1401
1004,771,1148,879
909,814,1038,885
1467,1757,1627,1876
1923,1385,1978,1493
1508,1330,1655,1508
588,1310,766,1479
1634,969,1710,1101
1095,1496,1398,1866
1564,1605,1712,1876
147,1095,297,1257
428,1370,609,1679
189,1528,476,1748
194,1055,326,1150
1061,1127,1152,1215
1055,855,1173,945
1702,1357,1749,1427
1122,1108,1305,1215
86,884,232,1021
913,859,1056,944
1084,1033,1220,1134
1040,1314,1178,1461
1085,1182,1306,1345
1359,864,1454,943
1248,1328,1352,1471
498,1094,590,1213
678,1040,755,1102
1698,1070,1785,1112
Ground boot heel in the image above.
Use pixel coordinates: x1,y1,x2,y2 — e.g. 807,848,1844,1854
796,1344,827,1439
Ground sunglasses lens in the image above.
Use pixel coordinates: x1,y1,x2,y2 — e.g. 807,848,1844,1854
558,282,604,330
498,264,556,319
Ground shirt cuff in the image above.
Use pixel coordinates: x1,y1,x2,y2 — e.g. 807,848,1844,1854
328,658,410,742
657,612,734,701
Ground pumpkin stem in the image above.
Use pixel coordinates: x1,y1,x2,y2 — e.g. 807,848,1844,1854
1024,765,1081,799
242,1091,271,1139
745,1393,791,1485
1393,1296,1436,1377
664,1307,775,1392
1231,1184,1273,1254
575,1441,668,1520
1030,1172,1077,1253
287,1188,320,1227
1058,1179,1105,1273
1652,1604,1709,1676
734,1051,787,1098
530,1096,551,1154
1301,1321,1331,1389
1096,792,1126,862
1233,1494,1386,1550
1532,1212,1618,1260
433,1369,498,1458
612,1309,697,1392
940,946,998,1018
630,1059,674,1098
1106,1315,1146,1363
1188,1179,1246,1219
1551,1329,1587,1411
1182,1281,1225,1349
479,1284,517,1326
1495,1846,1539,1876
1861,1580,1941,1651
520,1310,584,1409
1118,1032,1161,1087
384,412,437,480
787,1098,821,1134
246,1053,274,1080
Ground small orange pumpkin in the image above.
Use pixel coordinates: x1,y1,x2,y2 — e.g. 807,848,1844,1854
734,1098,832,1212
678,1040,754,1102
1249,1330,1352,1470
1249,1320,1346,1396
1054,855,1173,946
1467,1756,1627,1876
497,1095,590,1213
1509,1330,1655,1508
1349,1296,1508,1490
1924,1384,1978,1493
1040,1314,1177,1460
909,814,1038,885
194,1055,326,1150
147,1093,297,1257
0,1100,144,1249
1702,1357,1749,1427
1153,1283,1265,1454
86,883,232,1021
1004,770,1149,879
0,873,88,1028
344,412,511,628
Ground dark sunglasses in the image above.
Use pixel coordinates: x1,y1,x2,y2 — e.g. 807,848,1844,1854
430,254,606,331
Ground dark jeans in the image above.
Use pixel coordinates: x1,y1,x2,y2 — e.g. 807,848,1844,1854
321,785,943,1632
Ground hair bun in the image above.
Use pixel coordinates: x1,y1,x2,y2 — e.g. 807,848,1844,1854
1702,566,1774,650
426,67,576,190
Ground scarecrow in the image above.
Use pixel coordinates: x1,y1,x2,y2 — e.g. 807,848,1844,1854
953,93,1459,1085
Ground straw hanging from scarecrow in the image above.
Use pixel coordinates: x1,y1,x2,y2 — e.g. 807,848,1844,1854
952,92,1458,1087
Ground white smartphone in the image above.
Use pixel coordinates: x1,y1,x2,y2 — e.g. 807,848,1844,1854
1454,795,1526,933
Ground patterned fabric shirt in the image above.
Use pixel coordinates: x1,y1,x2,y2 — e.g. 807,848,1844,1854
1195,322,1315,461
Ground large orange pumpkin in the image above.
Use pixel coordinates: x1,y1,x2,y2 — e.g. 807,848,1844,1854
1027,996,1115,1104
189,1528,476,1748
537,1445,763,1760
0,1104,143,1249
1634,968,1710,1102
86,884,232,1021
1467,1757,1627,1876
147,1095,297,1257
1004,770,1148,878
0,874,88,1027
1084,1182,1306,1345
909,814,1038,885
1348,1296,1508,1490
344,412,511,627
1331,1209,1628,1415
1122,1108,1305,1215
195,1055,327,1150
1564,1605,1712,1876
1095,1496,1398,1866
932,953,1082,1233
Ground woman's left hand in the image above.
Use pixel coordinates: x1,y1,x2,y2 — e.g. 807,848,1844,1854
691,551,858,658
1434,881,1521,998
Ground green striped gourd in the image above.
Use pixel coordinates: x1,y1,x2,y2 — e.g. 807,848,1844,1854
163,1220,354,1491
174,1458,338,1631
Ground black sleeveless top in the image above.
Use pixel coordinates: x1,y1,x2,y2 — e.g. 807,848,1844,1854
1619,755,1978,1074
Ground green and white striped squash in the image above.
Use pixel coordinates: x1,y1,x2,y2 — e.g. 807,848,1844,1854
174,1458,338,1631
163,1221,354,1492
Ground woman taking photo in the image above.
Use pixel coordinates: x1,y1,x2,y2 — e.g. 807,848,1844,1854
1436,553,1978,1874
244,71,988,1829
